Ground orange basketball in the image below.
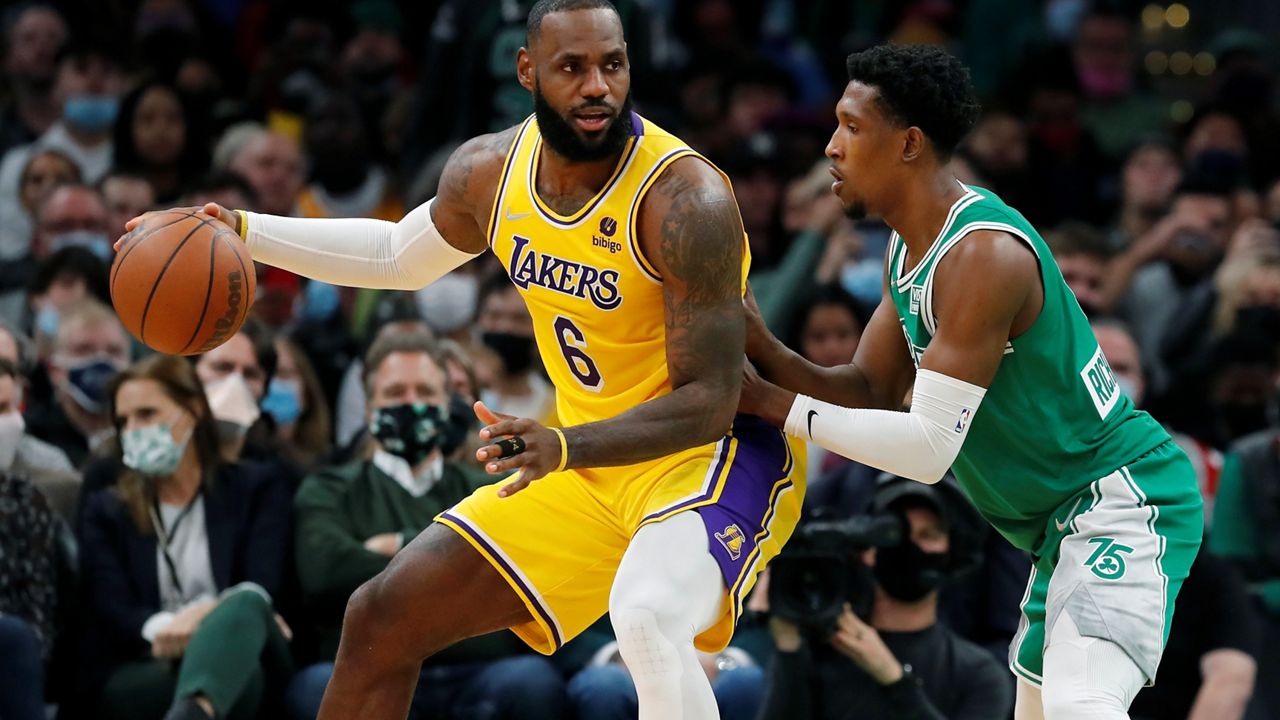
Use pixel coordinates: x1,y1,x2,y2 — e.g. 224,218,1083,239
110,210,255,356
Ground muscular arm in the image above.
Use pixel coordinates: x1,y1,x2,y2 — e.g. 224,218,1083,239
556,157,746,468
749,295,916,411
188,129,518,288
751,231,1039,484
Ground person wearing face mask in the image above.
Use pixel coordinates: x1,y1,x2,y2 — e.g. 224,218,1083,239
0,38,124,255
264,337,332,473
759,476,1011,720
474,275,556,424
287,330,566,720
25,299,127,468
32,182,113,260
0,356,77,521
1071,6,1168,162
76,354,293,720
191,321,282,465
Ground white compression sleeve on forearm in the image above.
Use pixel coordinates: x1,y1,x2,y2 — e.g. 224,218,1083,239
242,199,480,289
783,368,987,484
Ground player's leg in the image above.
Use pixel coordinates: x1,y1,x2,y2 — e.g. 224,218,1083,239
1013,679,1045,720
317,523,531,720
1040,613,1145,720
1038,446,1202,720
609,511,726,720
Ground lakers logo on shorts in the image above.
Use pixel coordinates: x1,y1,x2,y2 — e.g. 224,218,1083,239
1084,537,1133,580
715,524,745,561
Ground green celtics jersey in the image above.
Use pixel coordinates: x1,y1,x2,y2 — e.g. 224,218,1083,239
887,184,1169,551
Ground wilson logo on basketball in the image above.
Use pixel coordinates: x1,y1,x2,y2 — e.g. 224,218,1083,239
195,270,244,353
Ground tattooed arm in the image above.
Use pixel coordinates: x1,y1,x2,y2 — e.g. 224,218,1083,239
477,156,745,483
566,156,745,465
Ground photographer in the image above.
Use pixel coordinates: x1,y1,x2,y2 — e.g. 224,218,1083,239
759,477,1011,720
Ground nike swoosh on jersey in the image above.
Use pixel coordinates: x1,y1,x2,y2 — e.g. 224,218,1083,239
505,210,532,221
1054,497,1083,533
807,409,818,439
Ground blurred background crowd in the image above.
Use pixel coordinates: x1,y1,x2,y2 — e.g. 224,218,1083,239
2,0,1280,718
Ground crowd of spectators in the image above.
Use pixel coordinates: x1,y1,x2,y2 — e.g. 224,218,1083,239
0,0,1278,718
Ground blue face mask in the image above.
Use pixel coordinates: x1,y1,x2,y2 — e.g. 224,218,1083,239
35,305,60,339
62,357,123,414
261,378,303,426
301,281,339,323
63,94,119,132
49,230,112,260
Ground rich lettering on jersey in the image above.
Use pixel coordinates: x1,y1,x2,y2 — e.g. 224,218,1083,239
508,234,623,310
1080,345,1120,419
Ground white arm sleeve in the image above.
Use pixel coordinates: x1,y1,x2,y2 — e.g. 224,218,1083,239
782,368,987,484
242,199,481,290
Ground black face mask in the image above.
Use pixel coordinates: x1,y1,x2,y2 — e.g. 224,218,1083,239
440,393,474,456
482,331,535,374
872,540,950,603
370,403,448,465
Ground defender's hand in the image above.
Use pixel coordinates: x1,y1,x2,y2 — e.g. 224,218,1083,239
829,604,903,685
743,284,770,359
475,401,564,497
738,362,796,429
118,203,240,252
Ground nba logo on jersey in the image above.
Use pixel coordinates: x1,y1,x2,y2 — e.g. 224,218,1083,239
715,524,745,561
955,408,971,433
1080,346,1121,419
909,286,923,315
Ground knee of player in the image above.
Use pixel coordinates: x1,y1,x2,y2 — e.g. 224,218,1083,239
608,600,687,650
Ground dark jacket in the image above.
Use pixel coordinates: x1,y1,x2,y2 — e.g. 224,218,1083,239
75,461,291,691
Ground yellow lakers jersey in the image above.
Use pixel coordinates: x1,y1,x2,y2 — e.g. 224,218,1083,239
487,113,751,428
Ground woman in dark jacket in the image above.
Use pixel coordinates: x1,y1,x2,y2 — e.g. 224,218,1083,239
78,355,293,720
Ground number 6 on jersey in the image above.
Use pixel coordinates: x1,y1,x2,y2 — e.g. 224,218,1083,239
554,316,603,391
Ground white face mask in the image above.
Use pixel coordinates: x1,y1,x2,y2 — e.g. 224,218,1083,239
203,373,261,431
415,272,479,334
0,411,24,468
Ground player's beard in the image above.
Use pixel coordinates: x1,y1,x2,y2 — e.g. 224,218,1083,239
843,200,868,221
534,82,634,162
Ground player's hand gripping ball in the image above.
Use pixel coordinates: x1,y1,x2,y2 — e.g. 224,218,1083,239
474,401,565,497
112,205,254,355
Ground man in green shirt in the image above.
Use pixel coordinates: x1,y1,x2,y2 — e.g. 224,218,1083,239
287,330,566,719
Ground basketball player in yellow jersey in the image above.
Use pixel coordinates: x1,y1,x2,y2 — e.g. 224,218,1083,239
123,2,804,718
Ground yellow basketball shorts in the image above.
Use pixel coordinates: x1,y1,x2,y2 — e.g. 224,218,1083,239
437,414,806,655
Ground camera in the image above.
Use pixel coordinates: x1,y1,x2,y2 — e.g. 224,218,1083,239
767,512,904,635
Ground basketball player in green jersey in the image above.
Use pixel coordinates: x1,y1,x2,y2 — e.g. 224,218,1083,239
741,45,1202,720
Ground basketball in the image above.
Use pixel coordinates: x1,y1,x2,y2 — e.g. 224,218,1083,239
110,209,255,356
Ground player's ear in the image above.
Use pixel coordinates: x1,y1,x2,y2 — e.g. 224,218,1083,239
902,126,926,163
517,48,536,92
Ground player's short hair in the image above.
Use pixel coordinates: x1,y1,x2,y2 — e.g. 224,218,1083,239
363,330,442,396
526,0,618,46
845,45,980,160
